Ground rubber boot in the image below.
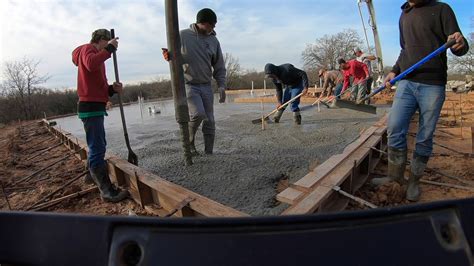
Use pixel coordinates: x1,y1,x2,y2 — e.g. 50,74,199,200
294,111,302,125
371,147,407,186
84,172,94,185
204,134,215,154
406,153,429,202
90,164,129,203
188,120,201,156
273,109,284,123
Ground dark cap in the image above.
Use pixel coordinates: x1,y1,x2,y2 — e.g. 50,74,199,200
196,8,217,24
91,29,111,43
337,58,346,65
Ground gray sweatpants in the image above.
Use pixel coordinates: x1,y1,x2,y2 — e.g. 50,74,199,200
186,83,215,135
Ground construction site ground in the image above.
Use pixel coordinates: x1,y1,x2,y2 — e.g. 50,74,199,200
0,90,472,216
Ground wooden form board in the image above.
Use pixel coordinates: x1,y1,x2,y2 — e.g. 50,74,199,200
41,120,248,218
277,114,388,214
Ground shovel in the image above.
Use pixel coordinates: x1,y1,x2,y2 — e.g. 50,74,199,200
110,29,138,165
251,92,304,124
335,39,457,114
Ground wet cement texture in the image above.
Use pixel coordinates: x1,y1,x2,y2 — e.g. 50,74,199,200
56,92,384,216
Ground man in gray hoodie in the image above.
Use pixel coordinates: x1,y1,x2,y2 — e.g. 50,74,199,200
163,8,226,155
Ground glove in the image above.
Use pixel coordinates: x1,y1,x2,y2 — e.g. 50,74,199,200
218,87,226,103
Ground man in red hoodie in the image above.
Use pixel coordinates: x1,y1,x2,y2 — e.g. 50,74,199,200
338,58,369,103
72,29,129,203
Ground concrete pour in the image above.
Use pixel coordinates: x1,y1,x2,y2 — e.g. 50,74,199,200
55,92,385,216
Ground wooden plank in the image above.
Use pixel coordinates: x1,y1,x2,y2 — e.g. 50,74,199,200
283,135,380,215
276,187,304,205
293,126,378,192
107,157,248,217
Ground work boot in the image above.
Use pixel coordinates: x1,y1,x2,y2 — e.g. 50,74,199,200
90,164,129,203
371,147,407,186
84,172,94,185
188,121,201,156
406,153,429,202
294,111,302,125
273,110,284,123
203,134,215,154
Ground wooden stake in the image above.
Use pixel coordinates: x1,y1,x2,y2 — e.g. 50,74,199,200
26,171,88,210
452,102,456,124
471,127,474,154
261,99,265,130
32,187,98,211
459,94,463,139
1,182,12,211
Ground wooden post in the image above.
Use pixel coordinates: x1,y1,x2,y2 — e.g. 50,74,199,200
261,99,265,130
471,127,474,154
459,94,463,139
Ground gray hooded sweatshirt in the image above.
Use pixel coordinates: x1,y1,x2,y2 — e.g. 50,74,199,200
180,24,226,88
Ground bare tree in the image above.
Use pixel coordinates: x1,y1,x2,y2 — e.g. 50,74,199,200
448,34,473,75
302,29,363,71
223,53,241,89
1,58,50,120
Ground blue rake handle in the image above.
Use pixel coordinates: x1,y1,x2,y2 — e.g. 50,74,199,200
358,39,456,103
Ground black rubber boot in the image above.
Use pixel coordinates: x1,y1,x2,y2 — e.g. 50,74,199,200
371,147,407,186
90,164,129,203
294,111,302,125
84,172,94,185
188,120,201,156
406,153,429,202
273,110,284,123
204,134,215,154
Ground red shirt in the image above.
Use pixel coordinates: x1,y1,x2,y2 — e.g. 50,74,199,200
342,60,369,91
72,44,111,103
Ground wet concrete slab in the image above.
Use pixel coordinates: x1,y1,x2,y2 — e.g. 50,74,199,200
55,92,386,216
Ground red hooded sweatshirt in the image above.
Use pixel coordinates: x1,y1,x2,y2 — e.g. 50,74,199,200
72,44,111,103
342,59,369,92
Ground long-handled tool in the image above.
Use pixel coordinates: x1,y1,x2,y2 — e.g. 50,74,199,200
251,92,304,124
336,39,457,114
110,29,138,165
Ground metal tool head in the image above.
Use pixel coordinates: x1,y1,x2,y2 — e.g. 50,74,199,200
334,99,377,114
251,116,270,124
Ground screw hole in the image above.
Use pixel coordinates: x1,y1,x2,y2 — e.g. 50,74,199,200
119,241,142,266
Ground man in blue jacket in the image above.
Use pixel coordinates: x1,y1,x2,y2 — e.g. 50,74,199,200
371,0,468,202
264,63,308,125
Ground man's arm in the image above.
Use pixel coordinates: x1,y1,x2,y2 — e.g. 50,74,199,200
82,47,111,72
441,4,468,56
274,81,283,104
212,42,226,89
342,72,350,91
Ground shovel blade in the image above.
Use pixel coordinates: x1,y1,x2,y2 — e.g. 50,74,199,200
251,116,270,124
334,99,377,114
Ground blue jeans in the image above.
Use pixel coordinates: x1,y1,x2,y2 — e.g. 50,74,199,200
282,85,303,112
185,83,215,135
387,80,445,157
82,116,107,169
334,83,343,98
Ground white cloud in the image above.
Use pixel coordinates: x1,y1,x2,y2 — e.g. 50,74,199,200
3,0,468,89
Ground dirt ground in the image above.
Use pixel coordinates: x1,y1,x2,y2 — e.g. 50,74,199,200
349,90,474,210
0,90,473,216
0,123,148,216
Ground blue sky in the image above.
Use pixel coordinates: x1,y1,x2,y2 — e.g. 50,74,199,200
0,0,472,89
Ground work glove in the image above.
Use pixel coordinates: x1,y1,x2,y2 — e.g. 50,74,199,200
218,87,226,103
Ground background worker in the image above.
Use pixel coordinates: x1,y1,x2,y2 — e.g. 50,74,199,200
354,47,377,92
72,29,129,202
264,63,309,125
339,58,369,103
371,0,468,202
319,68,343,97
163,8,226,156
